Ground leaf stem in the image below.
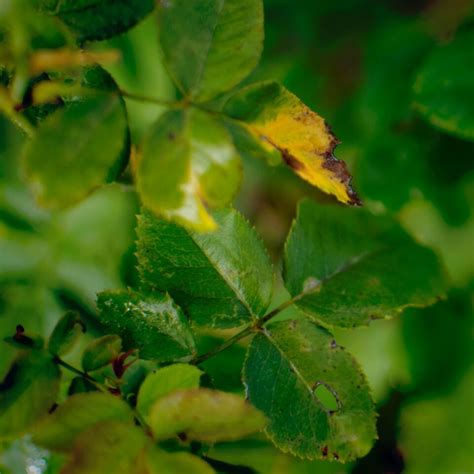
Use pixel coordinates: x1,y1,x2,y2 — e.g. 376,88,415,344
191,297,299,365
53,356,103,389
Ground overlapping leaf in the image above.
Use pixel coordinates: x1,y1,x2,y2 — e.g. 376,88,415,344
283,200,447,328
136,208,273,328
137,109,241,231
96,289,196,361
243,319,376,461
224,81,360,205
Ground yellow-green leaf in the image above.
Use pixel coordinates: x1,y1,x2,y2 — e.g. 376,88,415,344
224,81,360,205
149,388,266,442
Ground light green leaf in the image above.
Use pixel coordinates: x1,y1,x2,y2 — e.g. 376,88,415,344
136,208,273,328
38,0,155,43
81,335,122,372
96,289,196,361
157,0,263,102
243,319,376,461
146,448,215,474
149,388,266,442
59,421,147,474
0,350,60,438
23,93,129,209
137,109,241,231
47,311,84,357
137,364,202,420
224,81,359,205
414,30,474,141
32,392,134,451
283,200,447,328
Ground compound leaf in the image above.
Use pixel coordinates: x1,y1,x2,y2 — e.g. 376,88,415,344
96,289,196,361
283,200,447,328
158,0,263,102
137,109,241,231
243,319,376,461
149,388,266,442
224,81,360,205
136,208,273,328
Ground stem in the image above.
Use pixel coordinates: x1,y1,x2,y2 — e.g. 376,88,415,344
190,297,300,365
119,89,179,108
54,356,103,389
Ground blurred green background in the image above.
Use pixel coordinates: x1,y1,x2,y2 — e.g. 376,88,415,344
1,0,473,472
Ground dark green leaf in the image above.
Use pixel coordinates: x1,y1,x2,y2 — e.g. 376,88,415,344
81,335,122,372
137,363,202,420
414,30,474,141
283,200,447,328
96,289,196,361
0,350,60,438
157,0,263,102
23,93,129,209
68,376,97,395
38,0,154,43
243,319,376,461
32,392,134,451
149,388,266,442
48,311,84,356
136,208,273,328
137,109,241,231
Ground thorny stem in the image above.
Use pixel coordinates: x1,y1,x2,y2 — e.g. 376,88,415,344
190,295,302,366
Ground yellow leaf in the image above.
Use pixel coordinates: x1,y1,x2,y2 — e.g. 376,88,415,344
224,82,361,205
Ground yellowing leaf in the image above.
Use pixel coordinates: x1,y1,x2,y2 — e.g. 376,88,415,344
224,82,360,205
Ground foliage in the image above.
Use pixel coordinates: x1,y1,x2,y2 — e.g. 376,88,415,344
0,0,472,473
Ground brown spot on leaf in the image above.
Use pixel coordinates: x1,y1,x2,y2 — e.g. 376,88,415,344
321,446,328,457
281,148,305,171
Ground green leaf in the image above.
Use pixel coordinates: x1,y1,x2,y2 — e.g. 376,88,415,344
137,109,241,231
38,0,155,43
149,388,266,442
414,30,474,141
81,335,122,372
68,376,97,395
146,448,215,474
48,311,84,356
23,93,129,209
283,200,447,328
243,319,376,461
59,420,147,474
157,0,263,102
0,350,60,438
224,81,360,205
136,208,273,328
32,392,134,451
96,289,196,361
137,364,202,419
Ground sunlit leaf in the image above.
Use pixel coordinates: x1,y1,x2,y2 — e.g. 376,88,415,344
96,289,196,361
224,82,360,205
137,109,241,231
243,319,376,461
283,200,447,328
157,0,263,102
136,208,273,328
149,388,266,442
137,364,202,420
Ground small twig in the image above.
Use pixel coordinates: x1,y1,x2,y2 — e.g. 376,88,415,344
54,356,103,389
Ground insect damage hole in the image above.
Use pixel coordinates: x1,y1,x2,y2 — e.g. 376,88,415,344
313,383,339,412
